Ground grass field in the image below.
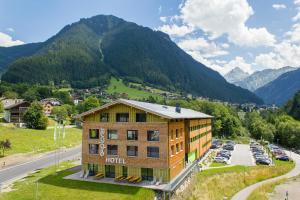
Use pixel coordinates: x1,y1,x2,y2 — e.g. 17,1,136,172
174,160,295,200
0,126,82,156
0,161,155,200
106,78,162,100
209,162,227,167
247,178,286,200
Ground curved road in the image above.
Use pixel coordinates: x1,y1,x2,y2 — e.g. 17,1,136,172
0,146,81,186
232,151,300,200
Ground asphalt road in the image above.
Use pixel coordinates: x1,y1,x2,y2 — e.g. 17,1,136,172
232,150,300,200
0,146,81,185
230,144,255,166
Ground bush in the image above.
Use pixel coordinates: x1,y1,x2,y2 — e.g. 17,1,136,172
23,102,48,130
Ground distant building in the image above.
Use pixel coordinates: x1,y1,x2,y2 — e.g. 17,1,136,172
76,99,213,184
4,101,30,125
1,98,24,108
40,98,62,116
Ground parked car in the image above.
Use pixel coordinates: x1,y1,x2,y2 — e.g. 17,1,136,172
276,155,290,161
256,158,271,165
214,156,228,163
223,145,234,151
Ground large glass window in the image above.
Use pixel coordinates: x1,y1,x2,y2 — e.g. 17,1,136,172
147,130,160,141
147,146,159,158
127,130,138,140
89,129,99,139
136,113,146,122
107,130,118,140
122,166,128,177
116,113,129,122
100,113,109,122
141,168,153,181
107,145,118,156
176,129,179,138
127,146,138,157
89,144,99,154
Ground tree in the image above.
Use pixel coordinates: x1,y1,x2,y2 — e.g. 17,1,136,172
0,139,11,157
53,91,73,105
52,106,68,123
3,91,18,99
23,102,48,130
77,96,100,113
0,101,4,113
22,88,39,102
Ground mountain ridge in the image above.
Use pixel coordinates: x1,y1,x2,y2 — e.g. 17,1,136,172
0,14,263,104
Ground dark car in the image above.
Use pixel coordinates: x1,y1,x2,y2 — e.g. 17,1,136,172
223,145,234,151
276,155,290,161
256,158,271,165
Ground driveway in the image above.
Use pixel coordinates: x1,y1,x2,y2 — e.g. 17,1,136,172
230,144,255,166
231,151,300,200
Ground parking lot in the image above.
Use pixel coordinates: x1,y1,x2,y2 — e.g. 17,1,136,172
230,144,255,166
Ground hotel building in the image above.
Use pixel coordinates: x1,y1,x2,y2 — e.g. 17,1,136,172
77,99,213,183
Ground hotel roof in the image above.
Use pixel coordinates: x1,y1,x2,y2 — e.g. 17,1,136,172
76,99,213,119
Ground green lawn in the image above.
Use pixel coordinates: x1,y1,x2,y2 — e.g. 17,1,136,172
0,161,155,200
209,162,227,167
106,77,162,100
174,160,295,200
0,126,82,156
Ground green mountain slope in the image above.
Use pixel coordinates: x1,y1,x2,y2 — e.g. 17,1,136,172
1,15,262,104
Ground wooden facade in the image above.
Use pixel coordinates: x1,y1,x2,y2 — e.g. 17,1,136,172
81,101,212,183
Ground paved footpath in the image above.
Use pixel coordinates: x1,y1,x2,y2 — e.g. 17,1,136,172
232,151,300,200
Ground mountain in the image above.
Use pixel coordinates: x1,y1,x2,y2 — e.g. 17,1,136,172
224,67,249,83
0,15,262,104
0,42,43,73
235,66,296,92
255,68,300,105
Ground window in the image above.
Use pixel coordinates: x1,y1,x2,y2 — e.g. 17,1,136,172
147,146,159,158
136,113,146,122
180,142,183,151
116,113,129,122
171,130,174,140
89,144,99,154
127,130,138,140
171,145,175,156
89,129,99,139
127,146,138,157
107,145,118,156
176,143,179,153
176,129,179,139
147,130,159,141
180,128,183,137
100,113,109,122
107,130,118,140
122,166,128,177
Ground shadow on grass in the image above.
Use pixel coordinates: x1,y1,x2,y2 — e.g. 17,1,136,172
39,169,145,196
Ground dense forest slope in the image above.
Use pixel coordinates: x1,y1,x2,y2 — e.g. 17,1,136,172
1,15,262,104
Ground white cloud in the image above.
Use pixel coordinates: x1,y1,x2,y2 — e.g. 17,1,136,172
6,27,15,32
221,43,230,49
272,4,287,10
159,16,167,23
0,32,24,47
158,24,194,37
254,41,300,69
158,5,162,14
285,23,300,43
293,0,300,21
178,37,228,58
179,0,275,47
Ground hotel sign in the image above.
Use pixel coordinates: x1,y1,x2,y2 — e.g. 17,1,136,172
99,128,105,157
106,157,126,164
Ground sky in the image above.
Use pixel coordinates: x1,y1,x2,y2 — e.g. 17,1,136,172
1,0,300,75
